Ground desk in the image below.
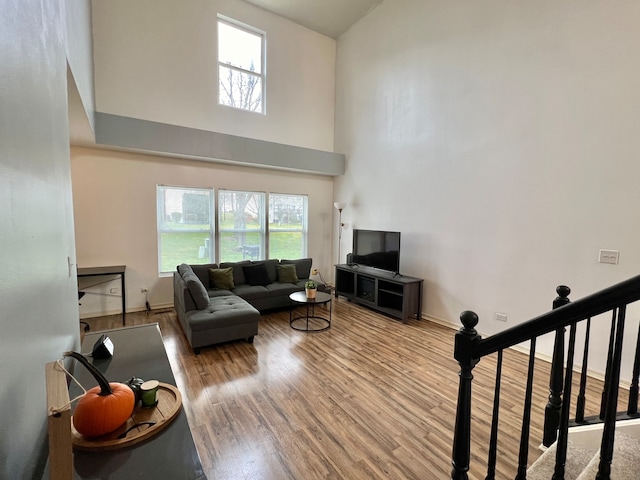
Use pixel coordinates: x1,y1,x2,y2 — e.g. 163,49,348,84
70,324,207,480
77,265,126,325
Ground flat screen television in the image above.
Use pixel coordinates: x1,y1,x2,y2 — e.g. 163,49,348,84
351,229,401,274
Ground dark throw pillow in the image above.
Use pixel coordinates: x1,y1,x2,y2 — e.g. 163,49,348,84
242,263,271,286
276,264,299,284
208,267,234,290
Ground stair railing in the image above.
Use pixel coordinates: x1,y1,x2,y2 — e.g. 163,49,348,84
450,274,640,480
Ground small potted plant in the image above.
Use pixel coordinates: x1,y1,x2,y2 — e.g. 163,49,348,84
305,280,317,299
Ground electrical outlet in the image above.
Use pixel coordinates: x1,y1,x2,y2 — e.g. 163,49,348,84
110,287,118,294
598,249,619,265
141,287,148,293
495,313,508,322
312,269,319,275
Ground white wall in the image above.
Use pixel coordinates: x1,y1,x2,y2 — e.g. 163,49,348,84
91,0,336,152
0,1,80,478
71,147,334,317
334,0,640,377
78,0,339,316
65,0,95,133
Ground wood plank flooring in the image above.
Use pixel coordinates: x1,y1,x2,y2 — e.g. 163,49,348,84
84,298,619,480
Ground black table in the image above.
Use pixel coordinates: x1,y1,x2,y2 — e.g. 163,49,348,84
77,265,127,325
289,291,332,332
70,324,207,480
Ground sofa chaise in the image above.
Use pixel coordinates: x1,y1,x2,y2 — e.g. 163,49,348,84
173,258,325,353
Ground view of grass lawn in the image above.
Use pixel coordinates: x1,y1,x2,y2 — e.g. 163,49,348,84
160,215,305,272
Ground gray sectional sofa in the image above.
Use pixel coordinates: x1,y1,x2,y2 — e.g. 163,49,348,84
173,258,325,353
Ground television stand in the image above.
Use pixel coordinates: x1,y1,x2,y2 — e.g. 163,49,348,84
334,264,423,323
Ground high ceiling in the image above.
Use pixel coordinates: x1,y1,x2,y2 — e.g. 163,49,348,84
242,0,382,39
69,1,382,146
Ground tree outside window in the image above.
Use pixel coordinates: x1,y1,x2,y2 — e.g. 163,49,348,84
218,190,265,262
218,17,264,113
157,187,308,271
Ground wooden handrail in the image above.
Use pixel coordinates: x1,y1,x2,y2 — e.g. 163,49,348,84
451,274,640,480
466,274,640,360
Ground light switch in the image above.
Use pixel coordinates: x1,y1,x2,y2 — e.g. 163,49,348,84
598,249,619,265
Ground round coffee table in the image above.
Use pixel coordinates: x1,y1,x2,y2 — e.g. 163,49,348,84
289,291,332,332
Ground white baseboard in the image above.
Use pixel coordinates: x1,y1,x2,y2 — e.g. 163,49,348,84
79,302,174,319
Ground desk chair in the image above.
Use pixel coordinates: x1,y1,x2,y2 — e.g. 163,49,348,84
78,291,90,332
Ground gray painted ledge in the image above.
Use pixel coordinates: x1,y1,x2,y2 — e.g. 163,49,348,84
94,112,345,176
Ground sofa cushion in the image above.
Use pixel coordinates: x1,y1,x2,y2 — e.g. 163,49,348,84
209,267,234,290
242,263,271,286
260,259,279,283
232,284,270,300
276,264,299,283
280,258,312,279
207,288,235,298
191,263,217,287
182,270,209,310
220,260,251,286
187,296,260,332
266,282,298,296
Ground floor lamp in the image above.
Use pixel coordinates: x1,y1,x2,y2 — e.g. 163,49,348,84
334,202,347,264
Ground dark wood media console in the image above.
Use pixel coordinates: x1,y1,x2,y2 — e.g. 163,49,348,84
334,264,423,323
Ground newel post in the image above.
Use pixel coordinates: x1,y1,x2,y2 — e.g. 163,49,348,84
542,285,571,447
451,311,481,480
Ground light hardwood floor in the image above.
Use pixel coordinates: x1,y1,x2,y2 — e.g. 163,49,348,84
83,298,617,480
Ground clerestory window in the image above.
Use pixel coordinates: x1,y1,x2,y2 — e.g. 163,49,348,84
217,16,265,114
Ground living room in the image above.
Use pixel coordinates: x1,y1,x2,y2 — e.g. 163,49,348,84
3,1,640,479
73,0,640,378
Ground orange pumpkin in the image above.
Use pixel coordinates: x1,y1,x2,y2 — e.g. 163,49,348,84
65,351,135,437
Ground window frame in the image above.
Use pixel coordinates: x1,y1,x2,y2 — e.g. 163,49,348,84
156,185,215,275
156,186,309,272
268,193,308,260
217,189,267,263
217,15,266,114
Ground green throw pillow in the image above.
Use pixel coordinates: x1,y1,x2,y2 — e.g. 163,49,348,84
277,264,299,284
208,267,234,290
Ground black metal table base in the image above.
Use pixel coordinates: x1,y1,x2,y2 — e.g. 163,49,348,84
289,292,332,332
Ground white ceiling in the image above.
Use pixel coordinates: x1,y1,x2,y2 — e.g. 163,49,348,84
242,0,382,39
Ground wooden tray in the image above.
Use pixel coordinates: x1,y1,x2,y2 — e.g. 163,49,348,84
71,382,182,451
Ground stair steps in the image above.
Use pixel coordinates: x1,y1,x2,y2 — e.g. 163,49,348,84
527,420,640,479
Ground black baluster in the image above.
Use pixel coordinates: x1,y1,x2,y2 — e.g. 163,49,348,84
451,311,480,480
627,318,640,415
575,318,591,423
515,337,536,480
552,322,578,480
485,349,503,480
543,285,571,447
596,306,626,480
600,309,617,420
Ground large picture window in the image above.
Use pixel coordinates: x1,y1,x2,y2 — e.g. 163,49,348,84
157,186,214,273
157,187,308,272
269,194,307,260
218,16,265,113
